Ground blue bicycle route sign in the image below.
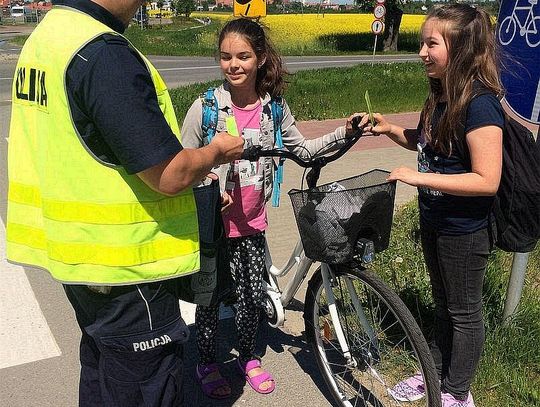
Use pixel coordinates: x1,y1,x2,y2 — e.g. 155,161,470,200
498,0,540,124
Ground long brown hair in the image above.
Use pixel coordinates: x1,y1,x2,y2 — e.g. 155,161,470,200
422,4,502,155
218,18,288,98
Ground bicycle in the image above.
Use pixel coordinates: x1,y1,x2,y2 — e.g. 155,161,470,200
241,126,442,407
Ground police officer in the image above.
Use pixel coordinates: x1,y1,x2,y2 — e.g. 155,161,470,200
6,1,243,406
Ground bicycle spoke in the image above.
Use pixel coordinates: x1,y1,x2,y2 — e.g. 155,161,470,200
306,268,438,407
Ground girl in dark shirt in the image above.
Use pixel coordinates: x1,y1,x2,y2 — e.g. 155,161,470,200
359,4,504,406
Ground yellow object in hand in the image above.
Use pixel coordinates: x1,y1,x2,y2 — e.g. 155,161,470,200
225,116,240,137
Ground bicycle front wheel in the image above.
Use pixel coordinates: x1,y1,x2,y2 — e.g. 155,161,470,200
304,266,440,407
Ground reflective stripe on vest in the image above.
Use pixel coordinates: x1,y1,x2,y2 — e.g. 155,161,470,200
6,6,199,284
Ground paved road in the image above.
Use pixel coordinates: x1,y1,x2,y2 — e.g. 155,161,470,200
0,26,419,105
0,52,418,104
0,25,423,407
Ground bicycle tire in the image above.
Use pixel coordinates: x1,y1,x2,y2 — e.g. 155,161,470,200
304,265,441,407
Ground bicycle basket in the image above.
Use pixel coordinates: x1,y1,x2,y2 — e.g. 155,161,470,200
288,169,396,264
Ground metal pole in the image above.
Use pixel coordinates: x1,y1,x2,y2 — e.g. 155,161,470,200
502,252,531,322
371,35,378,67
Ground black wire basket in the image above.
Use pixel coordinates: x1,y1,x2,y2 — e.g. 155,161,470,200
288,169,396,264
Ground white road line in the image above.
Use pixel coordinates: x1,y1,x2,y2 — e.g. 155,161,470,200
0,218,61,369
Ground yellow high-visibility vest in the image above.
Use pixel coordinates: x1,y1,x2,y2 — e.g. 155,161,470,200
6,6,200,284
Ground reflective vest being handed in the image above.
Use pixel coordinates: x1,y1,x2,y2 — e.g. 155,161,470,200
6,6,200,284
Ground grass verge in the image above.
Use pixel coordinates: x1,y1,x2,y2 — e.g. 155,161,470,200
123,16,422,56
372,202,540,407
170,62,428,125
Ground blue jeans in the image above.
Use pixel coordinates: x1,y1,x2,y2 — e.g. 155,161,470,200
420,223,490,400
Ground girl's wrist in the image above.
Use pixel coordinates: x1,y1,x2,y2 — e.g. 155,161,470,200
387,124,395,137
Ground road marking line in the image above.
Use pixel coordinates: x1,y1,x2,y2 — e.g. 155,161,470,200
0,217,61,370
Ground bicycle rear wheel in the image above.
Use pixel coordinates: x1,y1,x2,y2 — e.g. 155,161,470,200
304,266,440,407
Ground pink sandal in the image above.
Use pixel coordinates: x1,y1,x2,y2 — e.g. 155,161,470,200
195,363,231,399
237,358,276,394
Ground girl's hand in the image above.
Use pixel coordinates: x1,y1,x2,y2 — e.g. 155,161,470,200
221,191,233,213
387,167,422,187
359,112,392,136
205,172,218,181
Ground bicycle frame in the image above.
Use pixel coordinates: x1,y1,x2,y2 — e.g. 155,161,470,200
263,238,380,365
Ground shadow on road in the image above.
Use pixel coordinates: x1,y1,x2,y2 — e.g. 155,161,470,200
182,313,340,407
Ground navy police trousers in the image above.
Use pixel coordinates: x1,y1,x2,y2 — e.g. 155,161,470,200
64,280,189,407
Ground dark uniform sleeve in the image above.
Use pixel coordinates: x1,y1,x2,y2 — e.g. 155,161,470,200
66,34,182,174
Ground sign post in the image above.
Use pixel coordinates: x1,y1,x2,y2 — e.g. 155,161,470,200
371,0,386,66
233,0,267,18
497,0,540,323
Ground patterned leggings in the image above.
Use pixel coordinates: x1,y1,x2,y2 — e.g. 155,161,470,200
195,232,266,365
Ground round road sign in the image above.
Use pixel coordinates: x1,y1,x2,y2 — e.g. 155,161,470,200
371,19,384,35
374,4,386,19
376,0,386,3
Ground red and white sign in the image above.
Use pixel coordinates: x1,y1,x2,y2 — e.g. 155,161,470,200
374,4,386,19
371,19,384,35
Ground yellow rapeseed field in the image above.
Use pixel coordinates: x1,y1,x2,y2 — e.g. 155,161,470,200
192,12,424,52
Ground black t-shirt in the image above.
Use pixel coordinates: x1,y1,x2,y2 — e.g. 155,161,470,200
417,93,505,234
56,0,182,174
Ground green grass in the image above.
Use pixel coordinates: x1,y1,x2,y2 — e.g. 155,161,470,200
123,17,421,56
124,19,220,56
11,17,421,56
372,202,540,407
170,62,428,125
9,35,29,46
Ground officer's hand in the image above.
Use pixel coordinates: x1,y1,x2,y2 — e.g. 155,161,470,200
210,132,244,164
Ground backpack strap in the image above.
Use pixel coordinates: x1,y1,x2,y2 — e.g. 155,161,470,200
270,97,285,207
201,87,219,144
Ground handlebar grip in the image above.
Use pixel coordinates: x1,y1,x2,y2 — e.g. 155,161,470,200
351,115,362,131
240,145,263,161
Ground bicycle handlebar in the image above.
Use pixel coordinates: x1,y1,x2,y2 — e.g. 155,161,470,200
241,117,363,166
240,116,364,188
